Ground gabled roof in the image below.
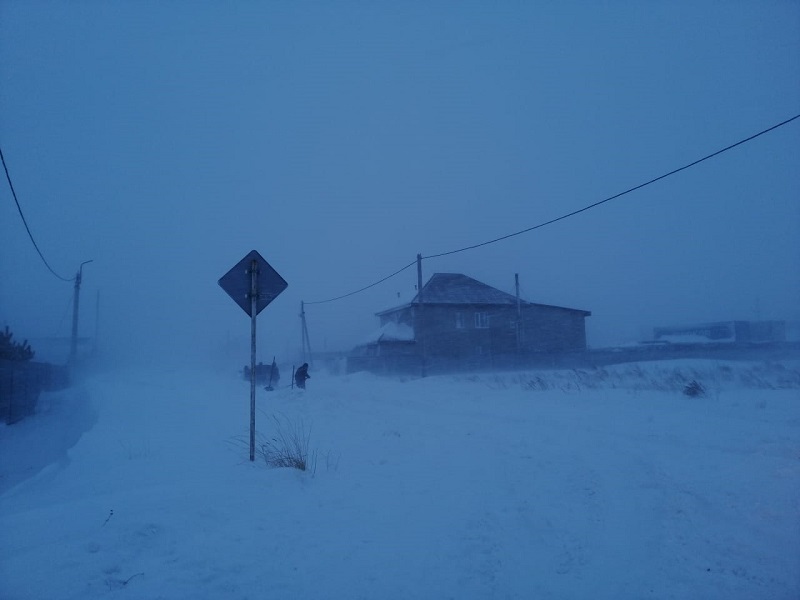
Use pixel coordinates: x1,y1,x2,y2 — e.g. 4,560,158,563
418,273,521,305
376,273,591,316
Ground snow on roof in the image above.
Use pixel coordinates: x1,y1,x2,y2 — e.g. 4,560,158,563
417,273,521,305
656,334,735,345
376,273,591,316
356,321,415,346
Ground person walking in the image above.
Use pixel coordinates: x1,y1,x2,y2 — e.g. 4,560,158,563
294,363,310,389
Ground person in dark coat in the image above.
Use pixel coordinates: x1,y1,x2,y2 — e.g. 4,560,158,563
295,363,310,389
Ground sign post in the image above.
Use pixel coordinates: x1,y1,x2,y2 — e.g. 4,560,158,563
219,250,288,461
248,259,258,461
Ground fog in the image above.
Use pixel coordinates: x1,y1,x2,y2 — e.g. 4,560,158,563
2,2,798,367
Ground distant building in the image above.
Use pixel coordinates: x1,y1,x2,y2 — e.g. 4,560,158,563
349,273,590,372
347,321,419,373
653,321,787,344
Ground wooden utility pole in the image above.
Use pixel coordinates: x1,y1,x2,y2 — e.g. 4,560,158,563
300,301,313,366
69,260,93,364
417,253,426,377
515,273,522,353
93,290,100,356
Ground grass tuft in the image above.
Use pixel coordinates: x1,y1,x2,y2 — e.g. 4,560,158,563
259,414,317,474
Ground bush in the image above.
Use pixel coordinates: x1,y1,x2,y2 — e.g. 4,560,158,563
0,326,34,361
683,380,705,397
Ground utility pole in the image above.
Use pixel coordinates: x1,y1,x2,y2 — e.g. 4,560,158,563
515,273,522,354
417,253,426,377
70,260,93,364
93,290,100,355
300,301,313,366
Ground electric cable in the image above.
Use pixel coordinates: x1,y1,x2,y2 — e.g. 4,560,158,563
305,260,417,305
0,144,73,282
305,113,799,306
423,113,800,260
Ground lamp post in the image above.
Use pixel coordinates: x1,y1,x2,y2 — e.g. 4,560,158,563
70,260,93,364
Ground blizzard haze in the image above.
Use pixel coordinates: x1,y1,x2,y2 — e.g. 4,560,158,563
1,2,799,366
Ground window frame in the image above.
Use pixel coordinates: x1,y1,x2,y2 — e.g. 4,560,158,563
474,311,489,329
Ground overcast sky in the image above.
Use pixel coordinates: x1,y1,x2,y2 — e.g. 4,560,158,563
1,1,798,365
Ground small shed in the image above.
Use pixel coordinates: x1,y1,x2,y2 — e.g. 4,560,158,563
347,322,417,374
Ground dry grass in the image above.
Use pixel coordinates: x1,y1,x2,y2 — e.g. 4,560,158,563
259,414,317,474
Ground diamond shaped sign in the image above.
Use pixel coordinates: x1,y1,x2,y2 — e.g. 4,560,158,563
218,250,288,317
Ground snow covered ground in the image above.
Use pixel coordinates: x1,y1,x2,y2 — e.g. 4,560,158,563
1,359,798,599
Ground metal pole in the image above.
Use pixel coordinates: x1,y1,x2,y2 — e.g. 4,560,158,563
249,259,258,462
417,253,426,377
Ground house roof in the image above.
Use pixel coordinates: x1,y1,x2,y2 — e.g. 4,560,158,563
356,321,416,345
376,273,591,316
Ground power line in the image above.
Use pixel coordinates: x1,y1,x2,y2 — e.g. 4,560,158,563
0,144,73,282
424,113,800,260
305,260,417,305
304,112,799,307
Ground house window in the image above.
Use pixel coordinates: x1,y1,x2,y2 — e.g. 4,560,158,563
455,312,465,329
474,311,489,329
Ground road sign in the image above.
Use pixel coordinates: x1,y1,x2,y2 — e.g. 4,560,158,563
218,250,288,316
218,250,288,462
